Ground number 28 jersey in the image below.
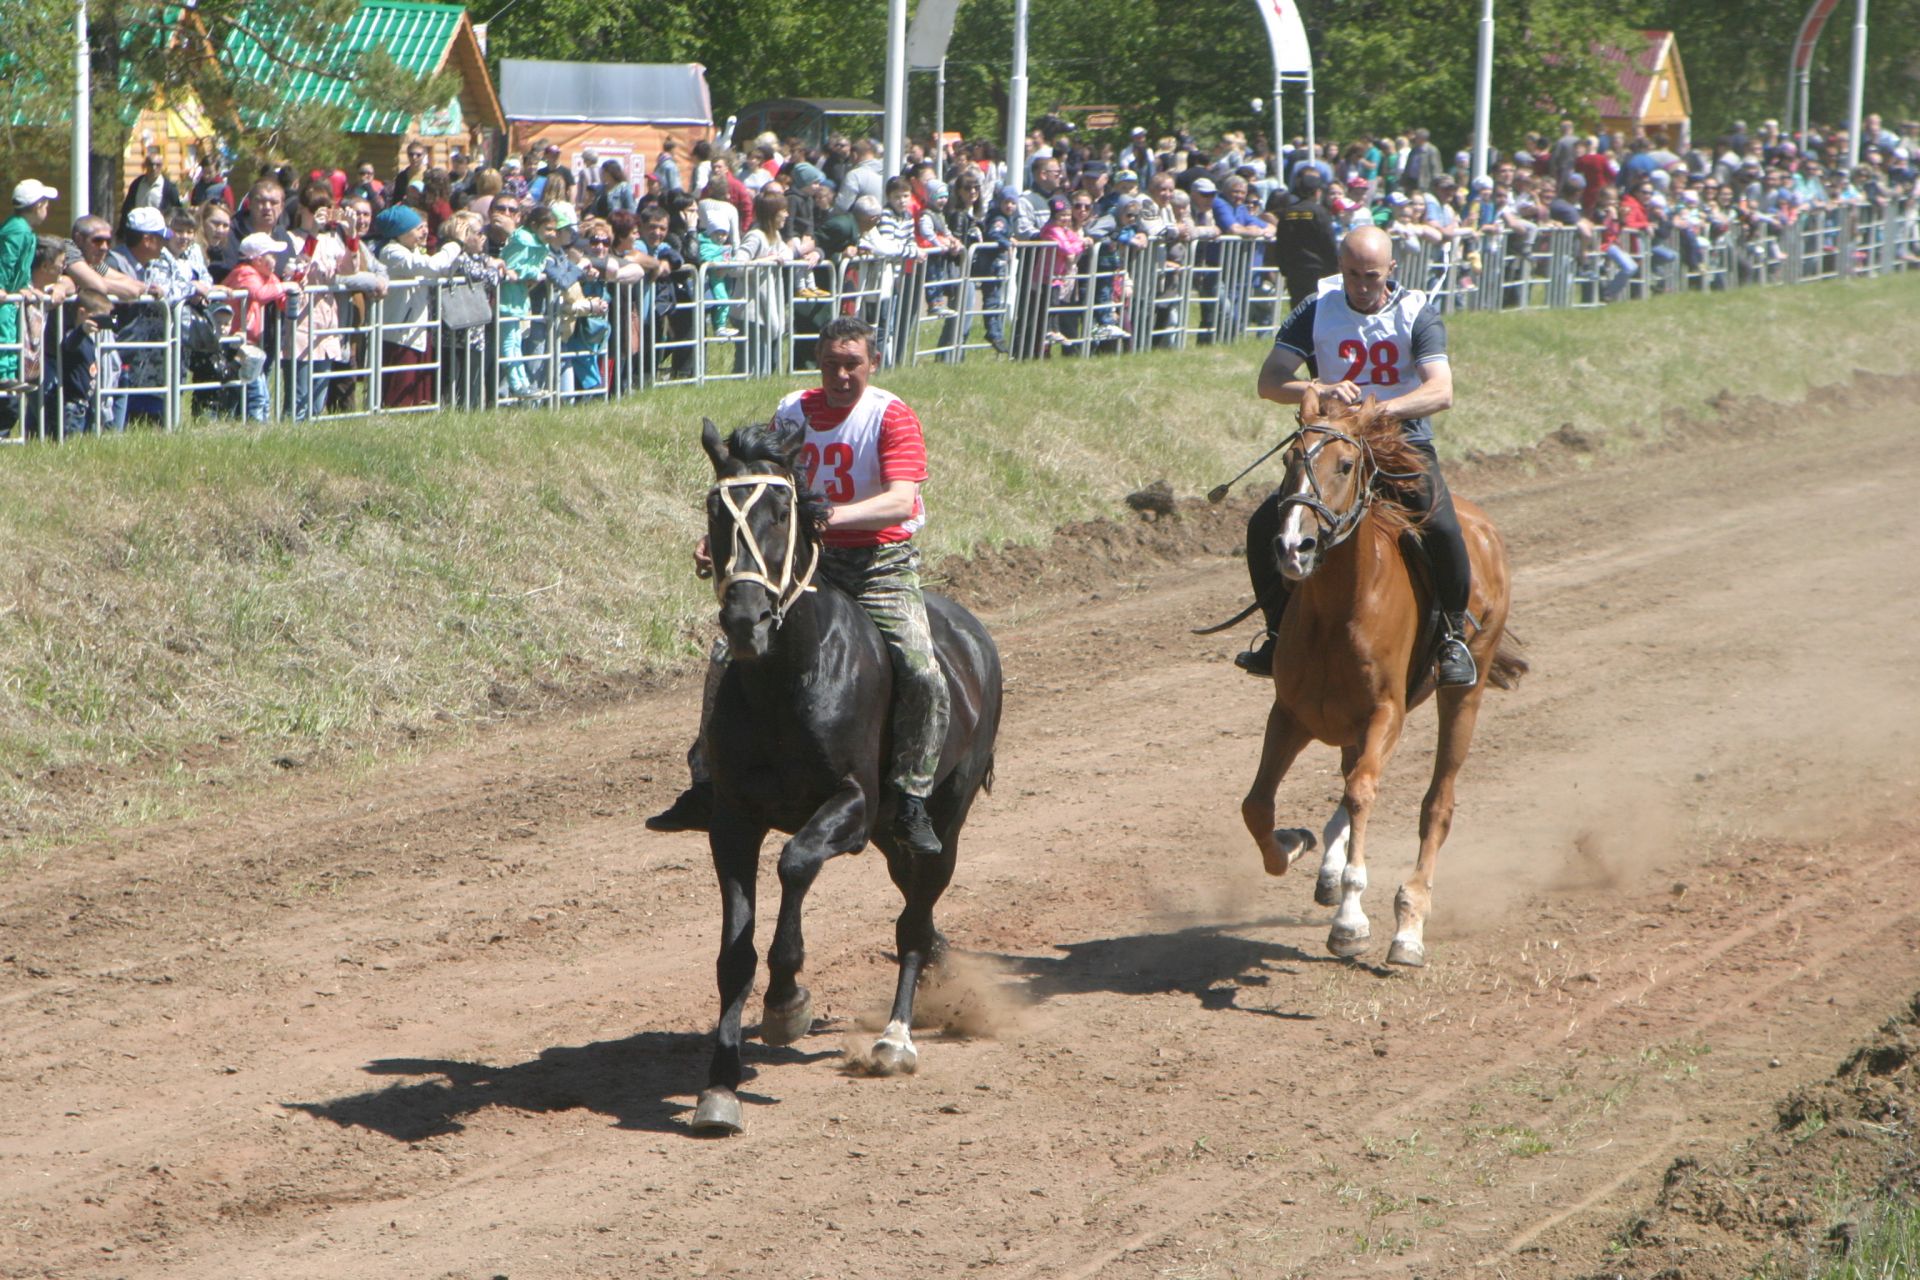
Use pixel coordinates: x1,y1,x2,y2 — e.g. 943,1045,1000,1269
1273,276,1449,443
772,385,929,547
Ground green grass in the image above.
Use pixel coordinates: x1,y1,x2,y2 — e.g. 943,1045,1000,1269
2,272,1919,850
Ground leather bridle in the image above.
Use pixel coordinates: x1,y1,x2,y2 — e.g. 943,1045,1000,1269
709,474,819,627
1273,420,1377,554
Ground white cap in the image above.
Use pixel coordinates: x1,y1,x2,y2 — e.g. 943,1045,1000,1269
126,206,171,237
239,231,283,260
12,178,58,207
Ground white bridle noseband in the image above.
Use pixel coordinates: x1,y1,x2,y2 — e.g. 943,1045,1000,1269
709,474,820,626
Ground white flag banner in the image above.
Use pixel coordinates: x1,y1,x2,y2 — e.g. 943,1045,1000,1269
1256,0,1313,76
906,0,965,69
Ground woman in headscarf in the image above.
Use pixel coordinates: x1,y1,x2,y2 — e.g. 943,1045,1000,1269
370,203,461,409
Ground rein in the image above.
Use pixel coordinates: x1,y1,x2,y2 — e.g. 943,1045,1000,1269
1274,420,1379,554
710,474,820,627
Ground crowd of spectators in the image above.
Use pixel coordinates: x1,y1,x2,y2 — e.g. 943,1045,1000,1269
3,107,1917,439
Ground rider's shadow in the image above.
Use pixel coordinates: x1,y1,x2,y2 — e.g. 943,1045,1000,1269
984,919,1334,1019
284,1030,835,1139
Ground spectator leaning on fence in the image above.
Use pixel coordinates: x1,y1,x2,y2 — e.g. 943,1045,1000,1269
109,205,208,427
289,184,387,420
370,203,460,410
1,179,56,396
222,232,301,421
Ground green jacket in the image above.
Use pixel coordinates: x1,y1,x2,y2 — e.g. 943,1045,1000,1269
0,214,36,382
499,227,550,318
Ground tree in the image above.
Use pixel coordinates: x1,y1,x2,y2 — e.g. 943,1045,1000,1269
1,0,453,213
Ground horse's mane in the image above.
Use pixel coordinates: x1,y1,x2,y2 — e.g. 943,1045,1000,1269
1316,399,1432,536
725,420,833,535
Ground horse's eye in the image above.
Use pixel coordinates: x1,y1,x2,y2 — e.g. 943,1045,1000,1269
1338,459,1356,475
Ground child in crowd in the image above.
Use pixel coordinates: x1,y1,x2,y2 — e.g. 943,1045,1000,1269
918,179,963,317
220,232,302,420
54,289,114,437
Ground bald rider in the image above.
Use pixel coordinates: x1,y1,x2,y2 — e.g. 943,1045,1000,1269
1240,225,1478,687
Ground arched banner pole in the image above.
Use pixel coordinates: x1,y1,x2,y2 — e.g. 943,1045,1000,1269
1256,2,1314,176
1007,0,1030,193
883,0,907,174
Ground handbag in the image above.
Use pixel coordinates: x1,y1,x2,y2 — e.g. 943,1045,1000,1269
441,279,493,332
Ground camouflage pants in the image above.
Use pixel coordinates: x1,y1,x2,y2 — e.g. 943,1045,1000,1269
690,542,951,798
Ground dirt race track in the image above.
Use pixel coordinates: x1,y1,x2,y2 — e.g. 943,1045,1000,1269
4,374,1919,1280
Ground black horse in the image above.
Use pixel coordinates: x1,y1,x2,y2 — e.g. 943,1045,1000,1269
691,417,1003,1135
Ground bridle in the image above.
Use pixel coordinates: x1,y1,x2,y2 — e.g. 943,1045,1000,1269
1273,419,1378,554
708,473,819,627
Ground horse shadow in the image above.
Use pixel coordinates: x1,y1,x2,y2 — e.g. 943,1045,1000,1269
982,916,1371,1019
284,1029,836,1140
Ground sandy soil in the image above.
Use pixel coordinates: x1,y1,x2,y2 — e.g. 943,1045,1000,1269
3,373,1918,1280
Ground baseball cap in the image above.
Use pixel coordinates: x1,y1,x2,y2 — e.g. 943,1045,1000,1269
239,231,283,259
502,158,523,171
1292,168,1325,194
1114,168,1139,183
1387,192,1410,206
1081,160,1109,176
12,178,58,207
1348,176,1371,189
1470,175,1494,191
1189,176,1217,195
126,206,170,237
1131,126,1147,136
543,142,561,154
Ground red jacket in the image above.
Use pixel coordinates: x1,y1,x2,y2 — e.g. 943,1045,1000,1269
220,261,293,343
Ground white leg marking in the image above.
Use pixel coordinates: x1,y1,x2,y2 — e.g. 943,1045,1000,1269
1333,863,1370,937
871,1018,919,1075
1316,805,1352,906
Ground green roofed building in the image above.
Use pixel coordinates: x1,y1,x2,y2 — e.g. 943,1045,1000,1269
3,1,502,232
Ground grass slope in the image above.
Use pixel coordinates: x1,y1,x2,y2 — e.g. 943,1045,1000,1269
2,274,1919,848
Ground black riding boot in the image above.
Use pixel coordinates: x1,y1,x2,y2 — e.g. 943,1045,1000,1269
1436,615,1480,687
646,781,713,832
1407,442,1478,688
1235,490,1294,677
893,793,942,859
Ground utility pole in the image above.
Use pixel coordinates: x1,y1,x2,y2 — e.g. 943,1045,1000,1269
1006,0,1030,193
1472,0,1495,183
1846,0,1868,168
883,0,907,174
74,0,91,218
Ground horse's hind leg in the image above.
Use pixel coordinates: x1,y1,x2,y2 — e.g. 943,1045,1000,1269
1243,702,1316,877
1390,685,1485,968
1329,703,1405,958
693,811,768,1136
763,780,870,1047
869,787,973,1076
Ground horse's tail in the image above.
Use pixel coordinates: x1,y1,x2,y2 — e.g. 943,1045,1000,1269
1487,629,1529,691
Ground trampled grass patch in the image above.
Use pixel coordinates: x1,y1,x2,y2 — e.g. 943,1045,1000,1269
2,273,1917,849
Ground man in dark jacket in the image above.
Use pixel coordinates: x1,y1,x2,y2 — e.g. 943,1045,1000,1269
121,152,185,222
1266,167,1339,308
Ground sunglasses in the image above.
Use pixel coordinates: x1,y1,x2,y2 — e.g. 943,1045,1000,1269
588,237,612,246
495,205,520,215
86,234,111,245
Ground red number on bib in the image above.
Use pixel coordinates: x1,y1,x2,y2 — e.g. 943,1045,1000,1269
1338,339,1367,382
1368,340,1401,386
802,442,856,503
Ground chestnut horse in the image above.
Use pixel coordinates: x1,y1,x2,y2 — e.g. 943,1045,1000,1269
1241,389,1526,966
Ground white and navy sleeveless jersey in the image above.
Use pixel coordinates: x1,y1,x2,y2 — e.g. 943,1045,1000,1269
1273,276,1449,442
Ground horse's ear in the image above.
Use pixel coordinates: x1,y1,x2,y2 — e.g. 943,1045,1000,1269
700,418,730,472
770,416,807,472
1298,384,1321,423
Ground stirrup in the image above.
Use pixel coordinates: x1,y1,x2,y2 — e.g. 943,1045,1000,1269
1233,632,1276,678
1435,619,1479,688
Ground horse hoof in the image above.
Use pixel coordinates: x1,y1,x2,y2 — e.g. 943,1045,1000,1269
869,1038,919,1076
1386,938,1428,968
1314,876,1342,909
690,1086,743,1135
760,988,813,1046
1262,828,1315,876
1327,924,1372,958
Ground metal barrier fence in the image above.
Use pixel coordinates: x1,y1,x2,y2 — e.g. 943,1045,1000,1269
4,198,1916,441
